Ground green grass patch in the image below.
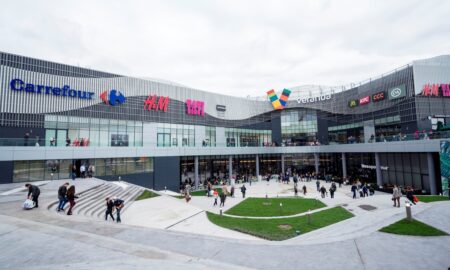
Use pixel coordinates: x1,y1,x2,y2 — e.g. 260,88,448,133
136,190,160,201
380,218,448,236
225,197,326,217
415,195,450,203
207,206,353,241
190,190,209,196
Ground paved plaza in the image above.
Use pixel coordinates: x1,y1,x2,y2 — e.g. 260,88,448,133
0,178,449,269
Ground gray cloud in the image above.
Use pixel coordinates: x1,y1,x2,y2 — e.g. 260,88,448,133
0,0,449,97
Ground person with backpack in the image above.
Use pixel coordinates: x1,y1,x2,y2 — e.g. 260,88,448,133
25,183,40,208
320,185,327,198
57,182,69,212
114,198,124,223
105,197,115,221
66,185,78,215
240,184,247,198
362,184,369,197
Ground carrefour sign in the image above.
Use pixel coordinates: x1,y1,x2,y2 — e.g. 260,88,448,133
10,78,95,100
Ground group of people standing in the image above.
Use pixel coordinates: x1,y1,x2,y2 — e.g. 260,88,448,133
71,163,95,180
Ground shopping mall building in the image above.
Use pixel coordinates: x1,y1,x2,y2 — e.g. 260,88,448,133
1,51,449,194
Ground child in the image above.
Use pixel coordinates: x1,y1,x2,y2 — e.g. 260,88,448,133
213,189,218,206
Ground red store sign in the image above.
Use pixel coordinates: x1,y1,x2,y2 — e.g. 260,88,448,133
359,96,370,105
421,83,450,97
144,95,170,112
186,99,205,117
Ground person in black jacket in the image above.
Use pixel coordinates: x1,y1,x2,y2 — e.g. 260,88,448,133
25,183,40,208
114,198,124,223
105,197,115,221
57,182,69,212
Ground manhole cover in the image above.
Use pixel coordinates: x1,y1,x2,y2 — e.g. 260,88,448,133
278,224,292,230
262,202,272,206
358,205,377,211
348,209,354,212
342,204,348,207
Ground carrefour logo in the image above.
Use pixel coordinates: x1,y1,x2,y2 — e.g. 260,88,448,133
100,90,126,106
267,89,291,110
10,78,95,99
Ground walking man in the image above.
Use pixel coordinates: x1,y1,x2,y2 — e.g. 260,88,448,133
57,182,69,211
241,184,247,198
351,183,357,199
105,197,115,221
392,185,402,207
316,180,320,192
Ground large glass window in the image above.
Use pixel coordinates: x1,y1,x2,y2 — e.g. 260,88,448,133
281,109,318,146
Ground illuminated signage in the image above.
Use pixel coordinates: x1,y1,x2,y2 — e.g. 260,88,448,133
348,99,358,108
359,96,370,105
144,95,170,112
186,99,205,116
372,91,386,102
421,83,450,97
100,90,126,106
297,94,332,104
388,84,406,100
10,78,95,100
267,88,291,110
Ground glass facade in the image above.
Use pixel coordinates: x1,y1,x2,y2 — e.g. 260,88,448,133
281,109,318,146
13,157,153,182
157,123,195,147
225,128,271,147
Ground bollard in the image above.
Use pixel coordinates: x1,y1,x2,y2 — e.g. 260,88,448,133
279,203,283,215
265,194,268,199
51,173,53,181
220,207,223,216
405,202,412,221
295,230,301,236
118,176,121,182
307,209,311,224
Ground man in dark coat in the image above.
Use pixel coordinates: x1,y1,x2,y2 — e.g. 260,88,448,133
57,182,69,211
25,183,40,208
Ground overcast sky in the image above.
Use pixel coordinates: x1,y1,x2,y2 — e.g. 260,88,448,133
1,0,449,97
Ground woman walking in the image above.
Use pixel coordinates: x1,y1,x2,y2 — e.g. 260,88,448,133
66,185,78,215
392,185,402,208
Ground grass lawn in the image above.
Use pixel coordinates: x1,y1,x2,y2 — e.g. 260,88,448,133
225,197,326,217
415,195,449,203
190,190,209,196
136,190,160,201
380,218,448,236
207,206,353,241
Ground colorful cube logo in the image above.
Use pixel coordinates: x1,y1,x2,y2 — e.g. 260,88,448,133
267,89,291,110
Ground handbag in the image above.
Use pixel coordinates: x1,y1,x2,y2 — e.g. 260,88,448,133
23,199,35,209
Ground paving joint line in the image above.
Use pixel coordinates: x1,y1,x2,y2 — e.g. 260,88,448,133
164,210,205,230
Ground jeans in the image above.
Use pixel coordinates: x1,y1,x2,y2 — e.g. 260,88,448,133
58,196,67,210
116,208,122,223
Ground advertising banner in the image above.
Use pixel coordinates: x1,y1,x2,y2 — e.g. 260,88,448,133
388,84,406,100
439,141,450,196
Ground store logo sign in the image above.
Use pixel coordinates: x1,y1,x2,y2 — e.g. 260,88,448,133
144,95,169,112
348,99,359,108
100,89,126,106
372,91,386,102
297,94,332,104
388,84,406,100
186,99,205,116
420,83,450,97
9,78,95,100
267,89,291,110
216,105,226,112
359,96,370,105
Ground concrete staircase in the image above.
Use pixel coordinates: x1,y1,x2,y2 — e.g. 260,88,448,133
47,181,145,220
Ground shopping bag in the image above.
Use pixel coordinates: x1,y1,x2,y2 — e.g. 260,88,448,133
413,195,419,203
23,199,35,210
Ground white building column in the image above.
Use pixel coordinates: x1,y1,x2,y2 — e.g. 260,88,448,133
194,156,199,189
427,153,437,195
375,153,382,186
314,153,319,175
342,153,347,180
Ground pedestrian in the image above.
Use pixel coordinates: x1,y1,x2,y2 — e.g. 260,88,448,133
230,185,235,198
351,183,357,199
302,185,307,195
329,184,336,199
80,163,86,178
114,198,124,223
66,185,78,215
405,186,416,205
25,183,40,208
392,185,402,207
316,180,320,192
24,132,30,146
66,137,71,146
362,184,368,197
87,164,93,178
207,181,212,197
105,197,115,221
213,189,219,206
219,192,226,207
71,164,77,180
57,182,69,211
320,186,327,198
294,185,298,196
241,184,246,198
